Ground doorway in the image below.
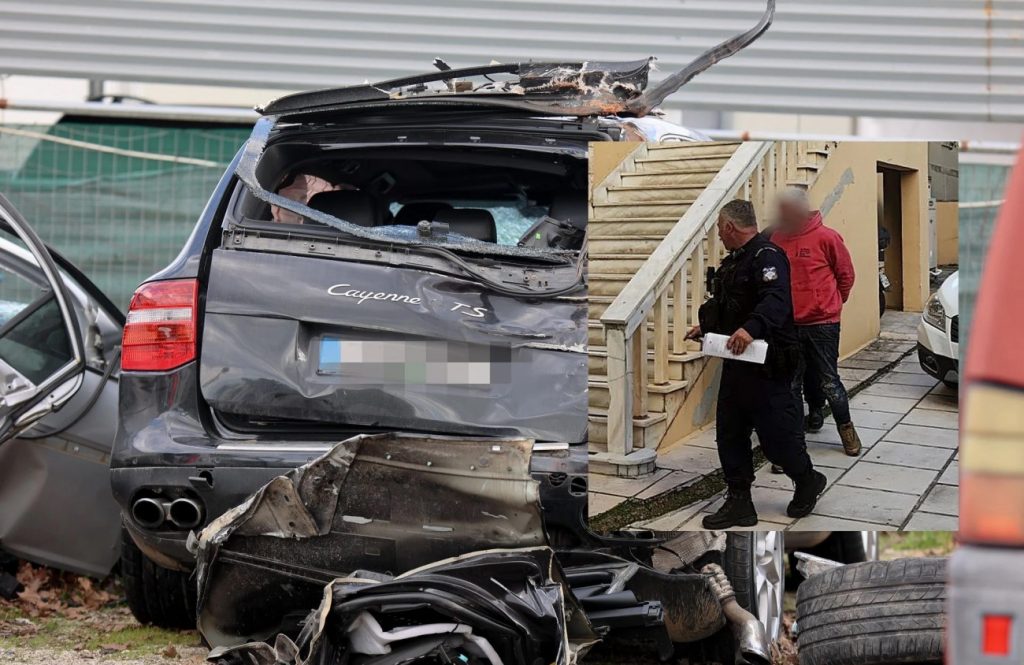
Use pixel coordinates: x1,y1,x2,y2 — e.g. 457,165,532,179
877,165,906,312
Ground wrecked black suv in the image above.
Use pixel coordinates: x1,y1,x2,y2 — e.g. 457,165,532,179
110,61,682,627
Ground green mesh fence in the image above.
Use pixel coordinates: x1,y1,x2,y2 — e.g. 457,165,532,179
958,160,1012,352
0,122,250,310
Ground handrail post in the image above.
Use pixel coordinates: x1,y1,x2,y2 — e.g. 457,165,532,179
604,325,634,456
632,325,649,419
653,292,669,385
672,269,685,354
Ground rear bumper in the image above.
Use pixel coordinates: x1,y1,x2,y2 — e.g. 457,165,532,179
112,443,589,569
948,545,1024,664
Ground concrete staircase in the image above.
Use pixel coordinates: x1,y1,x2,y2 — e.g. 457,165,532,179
589,141,835,476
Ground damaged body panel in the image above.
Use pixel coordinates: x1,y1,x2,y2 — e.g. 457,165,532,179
0,196,124,577
201,251,586,442
193,434,550,645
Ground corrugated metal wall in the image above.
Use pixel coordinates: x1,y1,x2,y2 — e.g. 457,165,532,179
0,0,1021,122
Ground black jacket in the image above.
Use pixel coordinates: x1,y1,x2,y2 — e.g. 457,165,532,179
705,233,798,348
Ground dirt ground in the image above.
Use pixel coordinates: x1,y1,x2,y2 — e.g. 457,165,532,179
0,532,955,665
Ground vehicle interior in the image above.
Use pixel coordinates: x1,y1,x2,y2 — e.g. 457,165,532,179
231,146,588,252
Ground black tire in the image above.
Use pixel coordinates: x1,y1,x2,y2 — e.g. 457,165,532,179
722,532,759,613
789,531,868,588
120,528,197,629
942,379,958,389
796,558,946,665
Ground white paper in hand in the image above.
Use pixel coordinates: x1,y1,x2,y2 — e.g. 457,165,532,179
701,332,768,365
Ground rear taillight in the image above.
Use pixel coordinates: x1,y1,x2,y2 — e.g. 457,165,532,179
982,614,1013,657
122,279,198,371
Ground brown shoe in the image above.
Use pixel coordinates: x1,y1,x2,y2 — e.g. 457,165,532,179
838,422,862,456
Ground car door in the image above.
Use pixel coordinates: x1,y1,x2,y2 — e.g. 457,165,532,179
0,194,87,444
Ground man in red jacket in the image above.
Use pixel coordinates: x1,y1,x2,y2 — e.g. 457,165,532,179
770,188,862,456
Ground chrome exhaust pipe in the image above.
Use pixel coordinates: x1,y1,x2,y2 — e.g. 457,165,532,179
168,498,204,529
702,563,772,665
132,497,168,529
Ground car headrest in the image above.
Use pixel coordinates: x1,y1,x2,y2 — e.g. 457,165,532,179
434,208,497,243
306,190,381,227
394,201,454,226
548,191,587,230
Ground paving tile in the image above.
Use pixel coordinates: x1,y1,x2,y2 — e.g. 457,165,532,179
856,350,907,363
837,461,939,496
806,425,886,448
865,440,954,471
588,491,625,516
892,360,931,375
938,461,959,486
860,382,933,400
674,427,718,450
637,470,701,500
811,485,918,527
657,443,722,474
877,372,939,387
840,359,888,371
588,469,671,498
754,463,843,491
919,484,959,516
917,394,959,413
901,408,958,430
788,514,891,531
806,440,863,469
839,367,876,384
930,383,959,398
636,502,706,530
825,408,902,430
904,512,959,531
849,394,921,415
885,423,959,449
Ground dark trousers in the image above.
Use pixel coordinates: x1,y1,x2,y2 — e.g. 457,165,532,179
716,361,813,489
793,323,852,425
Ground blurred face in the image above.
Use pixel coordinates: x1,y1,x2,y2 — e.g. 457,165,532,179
776,199,809,234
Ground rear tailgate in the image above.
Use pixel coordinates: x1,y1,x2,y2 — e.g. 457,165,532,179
199,248,586,443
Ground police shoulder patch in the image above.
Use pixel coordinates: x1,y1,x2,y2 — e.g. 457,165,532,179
762,266,778,282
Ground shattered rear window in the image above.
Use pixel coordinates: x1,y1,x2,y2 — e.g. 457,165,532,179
232,124,586,261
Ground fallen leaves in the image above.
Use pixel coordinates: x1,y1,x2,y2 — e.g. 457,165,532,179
1,561,118,619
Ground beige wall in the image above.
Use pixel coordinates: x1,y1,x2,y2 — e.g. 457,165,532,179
589,142,640,189
936,201,959,265
805,142,931,357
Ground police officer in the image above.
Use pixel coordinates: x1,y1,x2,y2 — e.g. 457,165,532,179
686,199,827,529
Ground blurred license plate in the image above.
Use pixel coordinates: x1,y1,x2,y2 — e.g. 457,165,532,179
317,337,510,385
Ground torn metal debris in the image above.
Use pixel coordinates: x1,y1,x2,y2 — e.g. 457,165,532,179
193,434,548,647
193,435,771,665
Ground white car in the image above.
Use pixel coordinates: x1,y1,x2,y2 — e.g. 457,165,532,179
918,271,959,386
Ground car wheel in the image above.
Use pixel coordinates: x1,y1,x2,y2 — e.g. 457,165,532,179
796,558,946,665
120,528,197,629
943,379,958,389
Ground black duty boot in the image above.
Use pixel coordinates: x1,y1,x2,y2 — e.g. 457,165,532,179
805,408,824,433
702,487,758,529
787,470,827,518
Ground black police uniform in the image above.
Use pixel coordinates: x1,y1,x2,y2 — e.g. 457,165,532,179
700,233,814,491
